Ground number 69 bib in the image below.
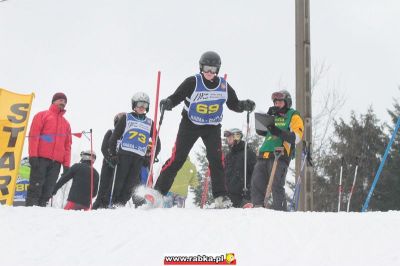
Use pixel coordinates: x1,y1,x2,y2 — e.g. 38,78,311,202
186,74,228,125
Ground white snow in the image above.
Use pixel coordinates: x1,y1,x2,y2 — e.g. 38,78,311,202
1,205,399,266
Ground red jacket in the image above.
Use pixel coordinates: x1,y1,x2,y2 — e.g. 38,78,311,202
28,104,72,167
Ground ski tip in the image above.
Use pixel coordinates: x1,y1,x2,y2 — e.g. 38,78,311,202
243,203,254,208
144,194,155,205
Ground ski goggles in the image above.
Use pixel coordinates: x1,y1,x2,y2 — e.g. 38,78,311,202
136,101,149,109
223,130,241,138
202,65,218,74
271,92,285,101
223,131,232,137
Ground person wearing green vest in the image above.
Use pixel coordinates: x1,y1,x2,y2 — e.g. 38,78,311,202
251,90,304,210
164,157,198,208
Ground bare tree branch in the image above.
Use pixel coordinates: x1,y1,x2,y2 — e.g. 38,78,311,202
311,62,346,169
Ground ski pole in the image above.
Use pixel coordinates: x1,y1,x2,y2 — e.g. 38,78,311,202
264,147,284,208
291,142,307,211
243,110,251,195
147,71,162,188
347,156,359,212
108,165,118,208
338,157,344,212
89,128,94,210
362,116,400,211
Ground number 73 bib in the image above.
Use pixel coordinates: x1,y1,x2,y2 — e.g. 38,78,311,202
120,114,152,156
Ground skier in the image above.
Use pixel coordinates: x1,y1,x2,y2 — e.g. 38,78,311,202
164,156,198,208
92,112,126,209
154,51,255,208
108,92,161,207
26,92,72,207
52,150,99,210
224,128,256,207
251,90,304,210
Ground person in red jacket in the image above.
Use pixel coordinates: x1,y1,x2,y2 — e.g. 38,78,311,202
26,92,72,207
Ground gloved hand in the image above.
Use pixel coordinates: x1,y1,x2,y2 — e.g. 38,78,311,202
29,157,39,168
240,99,255,112
109,155,119,166
267,106,279,116
267,106,287,116
104,157,116,168
267,124,283,137
62,165,70,175
143,156,151,167
160,98,173,111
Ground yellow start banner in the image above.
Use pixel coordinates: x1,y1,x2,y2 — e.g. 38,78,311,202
0,88,34,205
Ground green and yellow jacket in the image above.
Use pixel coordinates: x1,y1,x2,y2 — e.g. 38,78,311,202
169,157,198,197
258,108,304,161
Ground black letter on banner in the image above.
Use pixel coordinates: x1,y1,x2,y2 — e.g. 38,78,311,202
0,175,11,196
7,103,29,123
3,126,25,148
0,152,15,170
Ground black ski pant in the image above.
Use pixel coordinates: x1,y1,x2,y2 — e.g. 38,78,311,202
228,192,245,208
112,154,143,206
26,158,61,207
250,157,288,210
155,119,227,199
93,160,115,209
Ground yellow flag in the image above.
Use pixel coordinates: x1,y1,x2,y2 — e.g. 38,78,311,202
0,88,34,205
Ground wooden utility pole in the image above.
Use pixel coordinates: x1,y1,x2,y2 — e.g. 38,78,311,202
295,0,313,211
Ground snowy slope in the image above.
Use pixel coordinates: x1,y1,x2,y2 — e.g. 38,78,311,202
1,205,399,266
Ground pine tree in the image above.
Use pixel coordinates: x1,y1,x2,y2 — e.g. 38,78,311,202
376,97,400,210
313,108,387,211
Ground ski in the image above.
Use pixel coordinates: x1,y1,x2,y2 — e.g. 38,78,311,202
290,141,312,211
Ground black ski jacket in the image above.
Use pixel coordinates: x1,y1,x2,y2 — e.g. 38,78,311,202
167,73,245,124
53,161,100,207
224,140,257,196
108,112,161,158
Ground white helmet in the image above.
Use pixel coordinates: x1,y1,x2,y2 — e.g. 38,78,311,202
131,92,150,112
80,150,96,162
224,128,243,140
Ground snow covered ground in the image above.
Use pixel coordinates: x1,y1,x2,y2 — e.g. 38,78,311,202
1,204,399,266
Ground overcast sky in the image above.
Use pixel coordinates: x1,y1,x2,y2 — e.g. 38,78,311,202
1,0,399,169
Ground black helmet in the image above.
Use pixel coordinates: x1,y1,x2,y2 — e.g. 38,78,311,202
199,51,221,74
114,112,126,127
271,90,292,108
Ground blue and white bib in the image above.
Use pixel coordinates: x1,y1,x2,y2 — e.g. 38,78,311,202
185,74,228,125
120,114,152,156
